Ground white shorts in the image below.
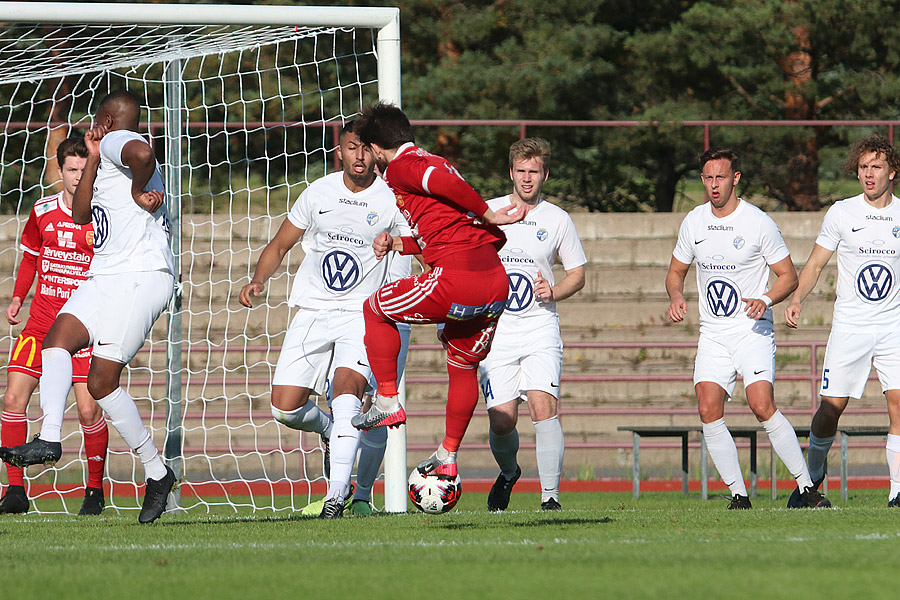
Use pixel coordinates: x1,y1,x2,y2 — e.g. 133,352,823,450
480,321,563,410
693,326,775,399
59,270,174,363
820,330,900,398
324,323,412,404
272,309,370,395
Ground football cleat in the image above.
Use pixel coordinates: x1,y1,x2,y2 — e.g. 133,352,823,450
138,466,176,524
350,397,406,431
416,451,458,480
889,493,900,508
319,497,345,519
487,465,521,511
727,494,752,510
799,486,831,508
540,498,562,511
788,468,826,508
0,485,29,514
350,499,374,516
0,435,62,468
78,487,105,516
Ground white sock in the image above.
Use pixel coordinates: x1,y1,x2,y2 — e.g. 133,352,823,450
702,418,747,496
489,427,519,479
762,410,813,490
886,434,900,499
808,432,835,483
325,394,361,501
435,443,456,463
534,417,564,503
271,400,332,436
95,387,166,481
374,393,400,411
354,427,387,502
38,348,74,443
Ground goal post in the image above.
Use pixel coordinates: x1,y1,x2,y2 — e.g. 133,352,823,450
0,2,407,514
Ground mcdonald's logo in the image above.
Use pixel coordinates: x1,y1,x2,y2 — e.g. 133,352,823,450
11,335,37,367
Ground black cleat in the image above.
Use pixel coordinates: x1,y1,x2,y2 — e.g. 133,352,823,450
78,486,105,516
138,466,176,524
889,493,900,508
0,435,62,468
788,469,826,508
728,494,752,510
799,486,831,508
319,497,344,519
0,485,29,514
540,498,562,511
487,465,521,512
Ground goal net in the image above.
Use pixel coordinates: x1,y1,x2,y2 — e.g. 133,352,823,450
0,3,405,515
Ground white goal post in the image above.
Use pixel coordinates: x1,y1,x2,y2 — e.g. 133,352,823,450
0,2,409,514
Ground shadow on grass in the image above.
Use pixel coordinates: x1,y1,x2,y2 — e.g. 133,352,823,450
437,516,614,530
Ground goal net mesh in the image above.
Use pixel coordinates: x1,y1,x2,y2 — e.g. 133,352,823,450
0,21,380,514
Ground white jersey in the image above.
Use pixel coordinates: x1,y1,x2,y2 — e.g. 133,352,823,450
287,172,410,311
90,130,174,276
673,199,790,335
487,196,586,332
816,194,900,333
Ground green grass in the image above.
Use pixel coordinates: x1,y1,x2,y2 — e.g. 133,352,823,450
3,490,898,599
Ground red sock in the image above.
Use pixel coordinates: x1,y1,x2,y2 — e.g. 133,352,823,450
81,419,109,489
363,300,400,397
442,358,479,453
1,411,27,487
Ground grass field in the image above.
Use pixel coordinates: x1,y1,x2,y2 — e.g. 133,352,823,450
3,489,898,599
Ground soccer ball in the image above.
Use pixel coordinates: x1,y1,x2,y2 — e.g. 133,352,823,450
408,468,462,514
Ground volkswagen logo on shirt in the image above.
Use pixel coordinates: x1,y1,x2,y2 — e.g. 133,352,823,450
322,250,361,292
706,278,740,317
91,206,109,251
856,261,894,302
506,271,534,312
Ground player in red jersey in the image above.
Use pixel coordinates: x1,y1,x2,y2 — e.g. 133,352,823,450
1,137,108,515
351,102,528,479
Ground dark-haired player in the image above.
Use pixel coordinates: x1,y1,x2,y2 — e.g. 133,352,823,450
785,134,900,507
351,102,527,480
1,137,108,515
666,147,828,510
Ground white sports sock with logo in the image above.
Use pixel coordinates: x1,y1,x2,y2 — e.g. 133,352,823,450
886,434,900,500
534,416,564,503
489,427,519,479
325,394,362,501
762,410,813,490
38,348,74,443
702,418,748,497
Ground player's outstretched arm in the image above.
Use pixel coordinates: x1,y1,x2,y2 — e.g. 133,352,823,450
534,266,585,303
239,219,304,308
665,256,691,323
784,244,834,328
72,126,105,225
742,255,798,320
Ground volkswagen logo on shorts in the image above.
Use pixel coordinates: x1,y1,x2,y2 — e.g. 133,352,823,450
92,206,109,250
706,278,740,317
322,250,361,292
506,272,534,312
856,261,894,302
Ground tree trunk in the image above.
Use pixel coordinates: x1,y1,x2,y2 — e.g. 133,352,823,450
781,24,820,211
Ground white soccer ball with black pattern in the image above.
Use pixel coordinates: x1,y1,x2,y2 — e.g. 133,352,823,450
408,468,462,514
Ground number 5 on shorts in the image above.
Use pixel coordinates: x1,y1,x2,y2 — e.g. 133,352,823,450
822,368,830,390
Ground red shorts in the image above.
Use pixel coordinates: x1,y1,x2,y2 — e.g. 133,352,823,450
7,327,91,382
368,261,509,363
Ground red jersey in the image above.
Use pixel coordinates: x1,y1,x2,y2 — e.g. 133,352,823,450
383,143,505,266
13,192,93,333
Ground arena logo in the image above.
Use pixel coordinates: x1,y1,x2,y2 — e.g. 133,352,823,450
321,250,361,292
92,206,109,251
706,278,740,317
856,262,894,302
506,271,534,312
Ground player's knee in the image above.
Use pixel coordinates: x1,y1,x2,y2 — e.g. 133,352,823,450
2,388,30,412
817,397,846,420
488,407,517,436
86,379,116,402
